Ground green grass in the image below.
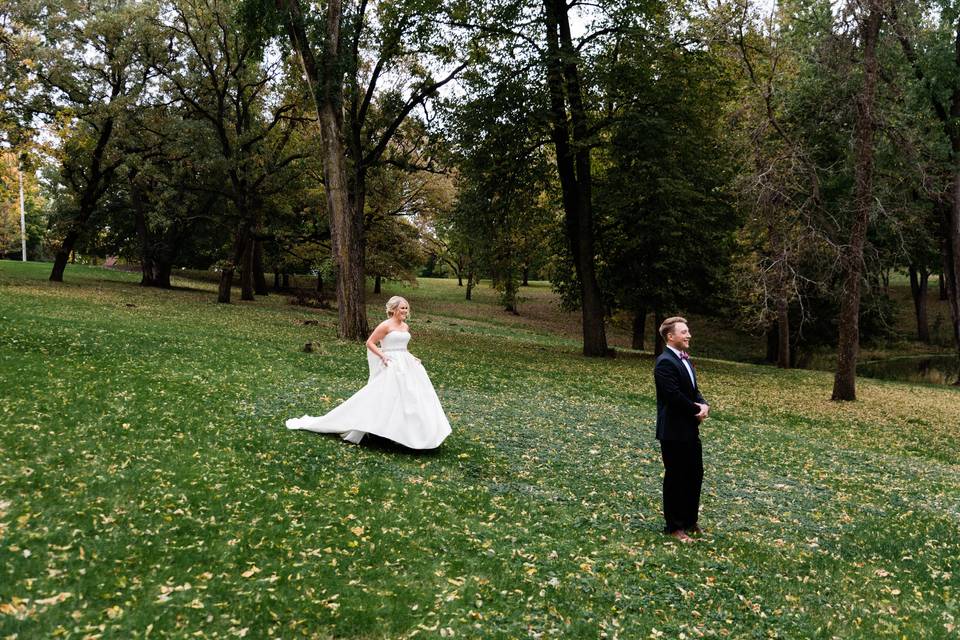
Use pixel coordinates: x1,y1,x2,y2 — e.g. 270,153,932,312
2,260,960,639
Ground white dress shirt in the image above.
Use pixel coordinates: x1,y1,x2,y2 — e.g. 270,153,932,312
666,345,696,388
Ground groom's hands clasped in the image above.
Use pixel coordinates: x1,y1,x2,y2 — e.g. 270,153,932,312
695,403,710,422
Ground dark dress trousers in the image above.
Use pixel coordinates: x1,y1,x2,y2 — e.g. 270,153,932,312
654,349,707,533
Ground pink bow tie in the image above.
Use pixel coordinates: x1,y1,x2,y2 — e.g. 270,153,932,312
679,351,690,360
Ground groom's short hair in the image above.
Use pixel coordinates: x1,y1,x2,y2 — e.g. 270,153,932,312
659,316,688,340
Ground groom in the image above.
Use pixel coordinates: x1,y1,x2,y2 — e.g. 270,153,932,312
654,317,709,542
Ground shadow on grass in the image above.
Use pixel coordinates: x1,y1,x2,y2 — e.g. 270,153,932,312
292,430,446,457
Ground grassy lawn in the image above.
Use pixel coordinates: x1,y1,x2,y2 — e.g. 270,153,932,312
2,260,959,639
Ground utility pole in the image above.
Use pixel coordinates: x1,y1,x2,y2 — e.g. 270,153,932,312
19,161,26,261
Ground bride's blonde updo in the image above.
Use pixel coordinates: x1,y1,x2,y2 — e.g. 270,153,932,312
385,295,410,318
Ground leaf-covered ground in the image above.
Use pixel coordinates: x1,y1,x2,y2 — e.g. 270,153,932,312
1,260,959,639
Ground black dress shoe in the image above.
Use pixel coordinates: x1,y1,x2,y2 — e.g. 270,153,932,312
668,530,694,543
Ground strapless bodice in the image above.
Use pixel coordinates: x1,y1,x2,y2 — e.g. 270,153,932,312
380,330,411,352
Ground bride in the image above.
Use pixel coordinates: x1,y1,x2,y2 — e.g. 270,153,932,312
285,296,451,449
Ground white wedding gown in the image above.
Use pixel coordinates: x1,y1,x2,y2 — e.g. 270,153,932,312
285,331,451,449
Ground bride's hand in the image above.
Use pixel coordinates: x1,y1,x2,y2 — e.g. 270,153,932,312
380,356,390,367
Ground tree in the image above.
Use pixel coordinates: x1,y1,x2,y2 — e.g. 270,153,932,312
15,0,157,282
447,61,556,314
366,214,425,293
0,7,33,151
157,0,310,303
245,0,476,339
890,0,960,382
723,0,906,385
542,0,609,355
96,118,228,289
589,9,738,353
417,170,470,288
904,219,939,343
831,0,882,401
727,0,824,369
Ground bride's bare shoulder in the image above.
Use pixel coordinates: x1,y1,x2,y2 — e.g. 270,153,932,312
368,320,392,339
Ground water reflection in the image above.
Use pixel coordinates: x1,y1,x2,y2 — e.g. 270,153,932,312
860,355,959,385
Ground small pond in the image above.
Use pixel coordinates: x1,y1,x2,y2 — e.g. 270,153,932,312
859,355,960,385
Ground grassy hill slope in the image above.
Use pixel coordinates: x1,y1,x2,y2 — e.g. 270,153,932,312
1,261,958,639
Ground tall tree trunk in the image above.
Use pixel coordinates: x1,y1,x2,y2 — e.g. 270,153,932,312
135,206,155,287
253,239,269,295
218,268,234,304
218,228,248,304
49,113,117,283
327,146,368,339
273,268,281,292
134,196,174,289
832,2,881,401
465,270,474,301
776,297,790,369
522,266,530,286
765,324,779,363
909,265,931,343
281,0,368,340
944,190,960,382
155,261,172,289
941,271,948,300
768,221,792,369
240,236,255,301
50,230,80,282
457,272,463,286
143,251,172,289
502,270,518,314
631,307,646,350
544,0,608,357
374,274,381,294
283,272,290,290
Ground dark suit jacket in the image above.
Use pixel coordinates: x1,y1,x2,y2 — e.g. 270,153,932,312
654,348,707,441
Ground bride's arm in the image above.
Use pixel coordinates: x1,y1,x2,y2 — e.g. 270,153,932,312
365,323,392,366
